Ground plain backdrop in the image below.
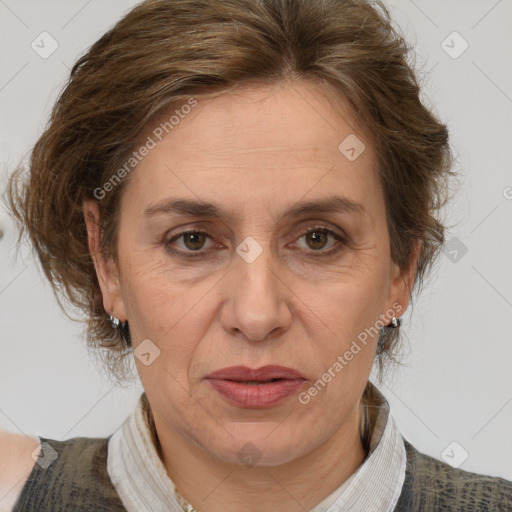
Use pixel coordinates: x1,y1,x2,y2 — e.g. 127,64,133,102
0,0,511,480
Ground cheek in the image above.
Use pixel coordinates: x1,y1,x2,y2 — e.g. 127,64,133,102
125,274,204,412
309,272,388,385
120,260,207,371
321,256,390,330
307,285,383,405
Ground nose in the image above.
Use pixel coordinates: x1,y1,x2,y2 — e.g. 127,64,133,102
220,239,293,342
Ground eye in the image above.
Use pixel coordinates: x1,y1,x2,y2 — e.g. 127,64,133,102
164,229,216,257
292,225,346,256
164,225,347,259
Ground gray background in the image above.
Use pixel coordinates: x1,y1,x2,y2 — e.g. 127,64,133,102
1,0,511,480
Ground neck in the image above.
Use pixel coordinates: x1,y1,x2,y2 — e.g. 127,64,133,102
151,405,368,512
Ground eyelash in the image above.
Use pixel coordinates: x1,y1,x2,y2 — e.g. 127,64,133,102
163,224,347,260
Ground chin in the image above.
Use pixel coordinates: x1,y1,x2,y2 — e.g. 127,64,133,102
202,423,314,467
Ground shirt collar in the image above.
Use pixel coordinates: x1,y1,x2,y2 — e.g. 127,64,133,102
107,381,406,512
311,382,406,511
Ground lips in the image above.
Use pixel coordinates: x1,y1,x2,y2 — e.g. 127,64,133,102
205,365,306,408
206,365,305,381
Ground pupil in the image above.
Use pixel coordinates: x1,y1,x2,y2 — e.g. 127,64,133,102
307,231,327,250
184,232,205,250
182,231,328,252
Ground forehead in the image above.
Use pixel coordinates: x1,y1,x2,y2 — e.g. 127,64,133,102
126,80,382,223
141,80,369,158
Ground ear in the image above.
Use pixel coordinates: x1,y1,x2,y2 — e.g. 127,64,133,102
83,200,126,321
385,240,421,319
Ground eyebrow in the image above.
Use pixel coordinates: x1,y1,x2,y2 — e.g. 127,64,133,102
144,195,368,222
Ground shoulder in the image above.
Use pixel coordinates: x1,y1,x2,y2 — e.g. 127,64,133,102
395,438,512,511
1,433,126,512
0,431,41,512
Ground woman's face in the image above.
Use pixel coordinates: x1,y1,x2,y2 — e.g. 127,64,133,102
87,80,413,466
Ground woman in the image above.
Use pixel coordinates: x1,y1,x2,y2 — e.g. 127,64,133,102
2,0,511,510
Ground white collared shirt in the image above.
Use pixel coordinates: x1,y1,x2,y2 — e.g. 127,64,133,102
107,382,406,512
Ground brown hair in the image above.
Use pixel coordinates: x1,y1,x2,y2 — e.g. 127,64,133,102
5,0,454,433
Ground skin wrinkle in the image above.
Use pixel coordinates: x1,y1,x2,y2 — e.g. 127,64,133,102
3,1,456,505
142,194,372,246
159,148,379,232
84,80,415,512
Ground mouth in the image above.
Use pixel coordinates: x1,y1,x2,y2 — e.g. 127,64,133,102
205,366,306,408
206,364,305,381
231,379,282,385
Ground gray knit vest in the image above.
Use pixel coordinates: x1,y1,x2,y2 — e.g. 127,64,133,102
13,435,512,511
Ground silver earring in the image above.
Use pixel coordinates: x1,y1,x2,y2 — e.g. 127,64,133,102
109,315,120,328
389,316,402,328
108,313,131,347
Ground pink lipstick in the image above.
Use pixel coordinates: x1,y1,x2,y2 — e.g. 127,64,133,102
206,365,306,408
